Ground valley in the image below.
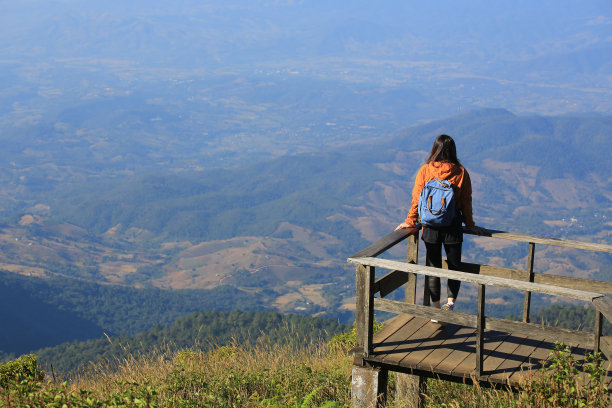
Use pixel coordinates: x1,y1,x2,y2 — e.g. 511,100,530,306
1,111,610,336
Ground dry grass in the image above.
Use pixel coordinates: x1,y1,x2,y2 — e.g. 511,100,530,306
67,337,353,407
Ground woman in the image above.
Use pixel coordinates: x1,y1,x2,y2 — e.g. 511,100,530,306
396,134,486,313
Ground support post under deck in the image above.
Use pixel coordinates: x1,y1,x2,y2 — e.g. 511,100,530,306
351,366,388,408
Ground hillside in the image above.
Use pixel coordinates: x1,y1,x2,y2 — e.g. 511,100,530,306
0,271,267,359
1,110,611,358
44,110,612,244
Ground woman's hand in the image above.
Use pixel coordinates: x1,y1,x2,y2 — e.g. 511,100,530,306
395,222,414,231
469,225,489,236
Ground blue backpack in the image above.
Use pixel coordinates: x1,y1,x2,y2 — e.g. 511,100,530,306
418,178,457,227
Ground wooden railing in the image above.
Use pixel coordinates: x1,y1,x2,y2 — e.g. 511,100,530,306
347,226,612,377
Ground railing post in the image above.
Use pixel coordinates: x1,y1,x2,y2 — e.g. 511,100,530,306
405,232,419,304
396,231,427,408
355,264,374,357
523,242,535,323
476,284,486,378
594,309,602,353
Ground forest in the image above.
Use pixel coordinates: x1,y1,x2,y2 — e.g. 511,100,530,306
0,271,267,359
32,310,349,375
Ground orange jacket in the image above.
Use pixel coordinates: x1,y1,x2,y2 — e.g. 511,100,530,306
404,161,474,228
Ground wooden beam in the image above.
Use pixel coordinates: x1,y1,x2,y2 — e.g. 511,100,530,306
350,228,419,258
405,232,419,305
349,257,603,302
458,261,612,295
594,310,602,353
374,298,477,327
592,296,612,324
374,270,409,298
533,274,612,295
406,230,419,264
406,272,418,305
476,284,486,378
355,264,375,357
600,336,612,362
486,316,593,346
463,228,612,253
458,262,528,279
523,242,535,323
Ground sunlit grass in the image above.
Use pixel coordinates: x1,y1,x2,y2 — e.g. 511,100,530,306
1,334,610,407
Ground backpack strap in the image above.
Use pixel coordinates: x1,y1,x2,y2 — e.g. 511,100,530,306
426,195,447,215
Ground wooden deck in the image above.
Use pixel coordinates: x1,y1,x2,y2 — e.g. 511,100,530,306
367,314,612,388
348,228,612,406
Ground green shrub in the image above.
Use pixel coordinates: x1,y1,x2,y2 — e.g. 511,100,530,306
0,354,45,391
518,343,610,407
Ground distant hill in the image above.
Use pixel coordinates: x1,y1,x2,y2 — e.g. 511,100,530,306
393,109,612,176
2,1,609,89
47,109,612,244
0,2,609,200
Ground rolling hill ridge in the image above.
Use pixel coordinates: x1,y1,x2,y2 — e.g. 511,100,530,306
1,109,611,360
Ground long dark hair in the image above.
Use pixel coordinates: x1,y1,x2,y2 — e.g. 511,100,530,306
425,134,461,165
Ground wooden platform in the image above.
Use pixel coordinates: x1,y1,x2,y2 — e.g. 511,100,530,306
365,314,612,388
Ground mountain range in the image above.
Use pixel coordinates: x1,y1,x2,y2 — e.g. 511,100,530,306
1,109,611,363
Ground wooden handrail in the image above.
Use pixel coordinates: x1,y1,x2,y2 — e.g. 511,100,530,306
349,227,419,258
456,261,612,295
349,257,603,302
351,226,612,258
593,296,612,325
464,228,612,253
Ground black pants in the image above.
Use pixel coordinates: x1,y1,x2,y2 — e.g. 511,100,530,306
425,241,462,302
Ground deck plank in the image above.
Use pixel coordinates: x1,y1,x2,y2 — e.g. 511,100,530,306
431,327,477,376
507,337,557,384
367,316,612,389
371,315,429,357
373,314,415,347
381,319,443,365
450,330,508,379
414,324,477,372
487,336,544,383
400,323,464,370
480,332,517,374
